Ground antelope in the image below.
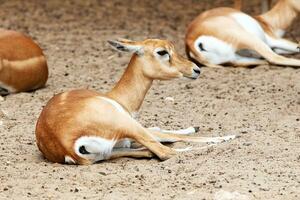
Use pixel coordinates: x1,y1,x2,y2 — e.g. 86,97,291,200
186,0,300,68
35,38,235,165
234,0,272,13
0,29,48,95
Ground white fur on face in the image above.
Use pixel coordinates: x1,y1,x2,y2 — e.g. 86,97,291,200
194,36,235,64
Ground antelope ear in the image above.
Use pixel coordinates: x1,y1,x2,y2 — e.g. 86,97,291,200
107,39,144,55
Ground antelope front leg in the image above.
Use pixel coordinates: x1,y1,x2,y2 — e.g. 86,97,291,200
125,123,176,160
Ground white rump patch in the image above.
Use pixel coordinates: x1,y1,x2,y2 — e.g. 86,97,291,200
74,136,116,163
65,156,76,164
194,36,235,64
230,13,267,42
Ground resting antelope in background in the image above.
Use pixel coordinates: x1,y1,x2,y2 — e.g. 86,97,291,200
36,38,235,165
234,0,272,13
186,0,300,68
0,29,48,95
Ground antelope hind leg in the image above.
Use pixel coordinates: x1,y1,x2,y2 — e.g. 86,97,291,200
239,34,300,67
268,37,300,55
148,130,236,144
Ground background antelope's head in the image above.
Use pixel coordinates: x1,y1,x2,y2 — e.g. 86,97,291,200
108,38,201,80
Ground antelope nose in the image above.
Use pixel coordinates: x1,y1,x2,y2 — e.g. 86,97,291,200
193,68,200,74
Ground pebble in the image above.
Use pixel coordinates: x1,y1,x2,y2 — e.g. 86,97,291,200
165,97,174,102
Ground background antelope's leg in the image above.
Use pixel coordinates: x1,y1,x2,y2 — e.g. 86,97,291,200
268,38,300,54
109,149,154,159
148,130,236,143
239,34,300,67
274,49,297,55
147,126,197,135
231,55,268,67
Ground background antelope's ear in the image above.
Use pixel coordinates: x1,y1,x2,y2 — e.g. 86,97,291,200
107,39,144,55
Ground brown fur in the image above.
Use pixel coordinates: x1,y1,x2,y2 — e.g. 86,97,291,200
186,0,300,67
36,39,200,164
0,29,48,93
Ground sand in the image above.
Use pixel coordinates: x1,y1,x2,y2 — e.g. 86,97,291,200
0,0,299,199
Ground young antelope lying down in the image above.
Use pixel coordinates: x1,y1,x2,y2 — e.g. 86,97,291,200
35,38,235,165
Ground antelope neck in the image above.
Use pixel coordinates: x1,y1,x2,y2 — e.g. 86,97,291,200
261,1,298,31
107,55,153,113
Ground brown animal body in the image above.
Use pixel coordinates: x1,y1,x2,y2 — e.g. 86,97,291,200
186,0,300,68
36,38,235,165
0,29,48,94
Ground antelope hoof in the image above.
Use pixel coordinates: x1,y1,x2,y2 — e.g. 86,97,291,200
159,150,176,161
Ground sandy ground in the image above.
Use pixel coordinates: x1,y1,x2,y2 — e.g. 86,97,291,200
0,0,299,199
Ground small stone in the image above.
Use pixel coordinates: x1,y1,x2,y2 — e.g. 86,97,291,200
243,142,252,146
99,171,107,176
165,97,174,102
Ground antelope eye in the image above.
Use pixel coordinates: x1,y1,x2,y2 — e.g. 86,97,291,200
157,50,169,56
